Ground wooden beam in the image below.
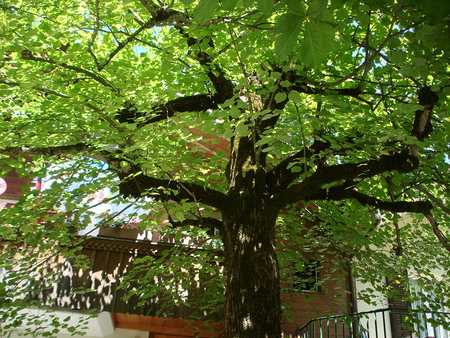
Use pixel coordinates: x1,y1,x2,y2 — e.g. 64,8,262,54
113,313,222,337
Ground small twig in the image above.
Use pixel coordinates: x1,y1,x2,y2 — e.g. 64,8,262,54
423,213,450,254
20,54,119,93
98,17,156,71
305,6,422,88
87,0,101,69
412,185,450,216
294,102,308,174
357,12,372,91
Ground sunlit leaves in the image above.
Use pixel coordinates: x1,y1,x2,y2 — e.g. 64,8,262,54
287,0,306,16
412,0,450,23
221,0,239,11
193,0,219,22
275,92,287,103
288,90,302,103
1,0,450,335
257,0,273,16
301,17,335,69
274,0,335,68
274,13,304,60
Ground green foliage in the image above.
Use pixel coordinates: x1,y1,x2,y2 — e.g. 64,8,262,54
120,240,225,320
273,0,336,66
0,0,450,336
194,0,219,22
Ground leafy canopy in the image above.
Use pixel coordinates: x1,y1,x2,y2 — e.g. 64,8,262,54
1,0,450,336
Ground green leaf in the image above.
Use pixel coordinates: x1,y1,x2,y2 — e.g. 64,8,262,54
222,0,239,11
175,211,184,221
280,80,292,87
235,122,251,136
300,18,335,69
391,51,407,65
229,107,241,118
274,13,304,59
430,85,440,92
287,0,306,16
194,0,219,22
307,0,328,19
174,229,183,241
275,92,287,103
288,90,302,103
415,0,450,22
257,0,273,15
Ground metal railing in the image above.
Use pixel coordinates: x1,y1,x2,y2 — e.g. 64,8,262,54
298,308,450,338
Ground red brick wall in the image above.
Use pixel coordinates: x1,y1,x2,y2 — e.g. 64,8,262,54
0,165,31,201
280,254,351,337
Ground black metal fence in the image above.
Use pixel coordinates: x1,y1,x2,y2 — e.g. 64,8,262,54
298,308,450,338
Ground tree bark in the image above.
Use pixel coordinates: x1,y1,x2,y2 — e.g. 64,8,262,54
222,203,281,338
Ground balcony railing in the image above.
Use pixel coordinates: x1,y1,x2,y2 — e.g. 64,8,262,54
298,308,450,338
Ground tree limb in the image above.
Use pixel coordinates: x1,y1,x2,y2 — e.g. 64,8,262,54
167,217,224,233
112,165,229,211
266,139,331,195
174,24,234,102
0,80,70,99
87,0,101,69
116,93,223,125
96,9,189,71
269,153,419,209
305,186,433,214
19,54,119,93
0,79,124,132
409,86,439,157
0,144,107,162
290,81,362,98
411,185,450,216
423,213,450,254
0,144,229,211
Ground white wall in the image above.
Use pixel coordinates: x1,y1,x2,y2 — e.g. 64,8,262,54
4,310,148,338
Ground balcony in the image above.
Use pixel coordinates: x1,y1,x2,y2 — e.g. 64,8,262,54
298,308,450,338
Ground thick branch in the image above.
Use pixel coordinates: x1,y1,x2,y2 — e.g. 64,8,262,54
0,80,70,99
0,79,122,131
113,164,229,211
167,217,224,233
266,139,331,195
291,82,362,98
1,145,229,210
409,86,439,156
306,186,433,214
412,185,450,216
0,144,108,162
175,26,234,102
308,186,450,253
269,153,419,209
116,94,222,125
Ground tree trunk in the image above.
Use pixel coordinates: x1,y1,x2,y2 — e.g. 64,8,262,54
221,204,281,338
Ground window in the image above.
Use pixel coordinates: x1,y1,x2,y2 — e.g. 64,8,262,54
410,279,449,338
293,260,320,292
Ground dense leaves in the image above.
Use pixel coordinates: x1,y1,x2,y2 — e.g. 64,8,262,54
1,0,450,337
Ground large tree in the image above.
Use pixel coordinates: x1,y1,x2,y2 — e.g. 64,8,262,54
1,0,450,337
